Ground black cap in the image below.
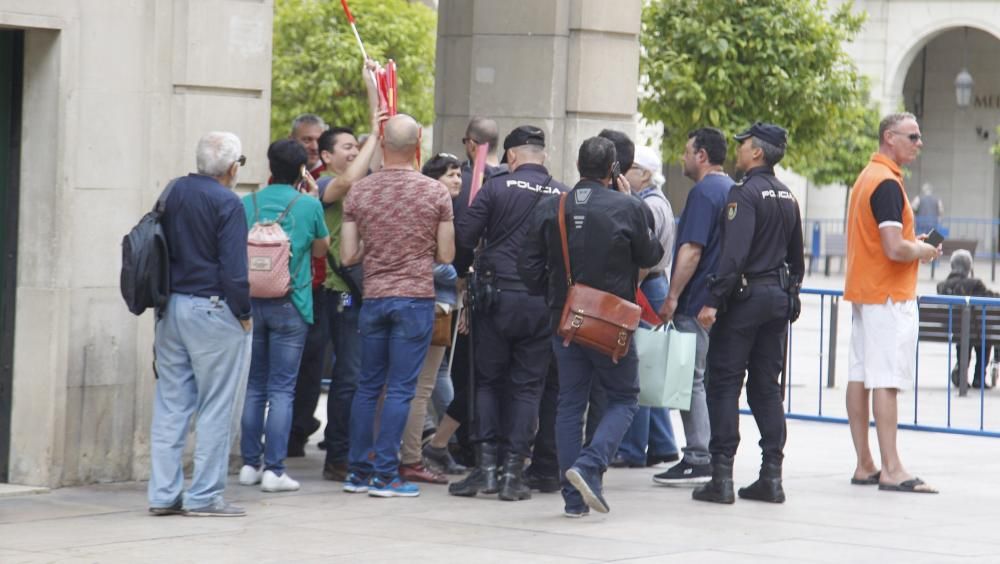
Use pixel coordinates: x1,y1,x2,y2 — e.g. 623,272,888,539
734,122,787,148
500,125,545,163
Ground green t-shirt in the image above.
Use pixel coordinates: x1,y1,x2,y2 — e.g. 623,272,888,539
320,173,349,292
243,185,329,323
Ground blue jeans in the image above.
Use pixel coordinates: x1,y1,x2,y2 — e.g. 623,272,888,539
552,335,639,508
618,275,678,463
241,298,309,474
149,294,251,509
429,354,454,426
323,290,362,465
348,297,434,477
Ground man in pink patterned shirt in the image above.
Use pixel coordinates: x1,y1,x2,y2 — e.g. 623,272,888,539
340,114,456,497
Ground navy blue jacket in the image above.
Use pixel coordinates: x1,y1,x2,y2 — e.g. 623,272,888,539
162,173,251,319
455,163,567,283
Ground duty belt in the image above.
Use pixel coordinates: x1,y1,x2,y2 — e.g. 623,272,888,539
496,279,530,292
744,270,781,285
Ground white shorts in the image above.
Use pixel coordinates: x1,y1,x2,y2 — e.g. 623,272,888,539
848,299,917,390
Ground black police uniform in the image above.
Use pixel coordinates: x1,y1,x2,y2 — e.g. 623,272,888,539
704,162,804,467
452,159,568,499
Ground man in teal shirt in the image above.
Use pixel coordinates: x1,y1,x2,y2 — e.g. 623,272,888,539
238,139,329,494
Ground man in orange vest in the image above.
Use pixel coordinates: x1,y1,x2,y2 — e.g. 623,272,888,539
844,112,941,494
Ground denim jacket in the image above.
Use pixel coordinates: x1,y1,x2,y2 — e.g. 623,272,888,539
433,263,458,306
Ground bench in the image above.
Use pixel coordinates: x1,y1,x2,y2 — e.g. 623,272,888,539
917,301,1000,394
930,238,978,278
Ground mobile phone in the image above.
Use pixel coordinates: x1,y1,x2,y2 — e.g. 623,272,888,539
610,161,621,189
924,228,944,247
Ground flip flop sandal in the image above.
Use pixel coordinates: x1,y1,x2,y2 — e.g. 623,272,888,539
850,470,881,485
878,477,938,494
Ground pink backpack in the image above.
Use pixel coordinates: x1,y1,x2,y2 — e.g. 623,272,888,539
247,192,303,298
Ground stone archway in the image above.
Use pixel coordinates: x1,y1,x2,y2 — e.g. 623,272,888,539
890,25,1000,244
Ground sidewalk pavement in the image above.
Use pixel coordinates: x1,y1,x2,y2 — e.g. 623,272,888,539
2,415,998,563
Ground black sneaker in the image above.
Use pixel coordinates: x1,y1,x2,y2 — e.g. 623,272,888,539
565,467,609,514
652,460,712,486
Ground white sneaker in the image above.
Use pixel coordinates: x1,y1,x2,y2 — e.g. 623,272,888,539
261,470,300,493
238,465,263,486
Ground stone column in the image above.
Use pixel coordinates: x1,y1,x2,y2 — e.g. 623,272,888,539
433,0,641,184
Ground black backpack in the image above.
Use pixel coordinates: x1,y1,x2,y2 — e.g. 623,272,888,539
120,179,179,316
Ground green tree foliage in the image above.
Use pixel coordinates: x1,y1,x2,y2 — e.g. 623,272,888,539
640,0,879,186
271,0,436,139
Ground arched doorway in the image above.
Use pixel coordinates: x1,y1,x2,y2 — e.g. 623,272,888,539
896,26,1000,257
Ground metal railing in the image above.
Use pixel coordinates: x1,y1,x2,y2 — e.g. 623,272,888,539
805,217,1000,280
770,288,1000,438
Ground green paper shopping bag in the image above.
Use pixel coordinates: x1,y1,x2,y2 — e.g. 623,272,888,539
635,323,695,410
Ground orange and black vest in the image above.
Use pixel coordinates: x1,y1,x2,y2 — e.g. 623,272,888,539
844,153,918,304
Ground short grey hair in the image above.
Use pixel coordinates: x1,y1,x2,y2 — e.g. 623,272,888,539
751,136,785,166
196,132,242,177
950,249,973,277
291,113,326,135
878,112,917,145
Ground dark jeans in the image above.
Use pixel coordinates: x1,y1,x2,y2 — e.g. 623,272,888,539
474,292,551,457
323,289,362,465
446,327,474,447
241,298,309,474
348,297,434,477
706,283,789,465
552,335,639,507
290,287,329,446
952,343,993,385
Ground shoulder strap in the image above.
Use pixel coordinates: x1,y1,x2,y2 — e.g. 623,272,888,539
276,192,304,224
558,192,572,287
251,191,260,224
152,178,181,217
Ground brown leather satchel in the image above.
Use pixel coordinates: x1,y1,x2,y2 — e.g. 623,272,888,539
431,309,454,347
555,193,641,363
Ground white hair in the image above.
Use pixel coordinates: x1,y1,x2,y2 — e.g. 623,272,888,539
196,132,242,177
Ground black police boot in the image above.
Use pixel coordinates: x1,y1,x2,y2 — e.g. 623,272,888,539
448,443,499,497
524,468,561,493
738,462,785,503
692,455,735,504
498,453,532,501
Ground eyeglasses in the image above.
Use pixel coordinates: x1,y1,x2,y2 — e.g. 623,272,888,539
890,131,922,143
236,155,247,167
461,137,482,145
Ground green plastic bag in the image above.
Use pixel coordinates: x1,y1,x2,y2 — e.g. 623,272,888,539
635,323,695,410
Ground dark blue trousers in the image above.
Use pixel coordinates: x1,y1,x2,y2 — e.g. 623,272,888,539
552,335,639,507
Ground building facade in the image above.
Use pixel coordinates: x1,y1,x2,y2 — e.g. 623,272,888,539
0,0,273,487
807,1,1000,247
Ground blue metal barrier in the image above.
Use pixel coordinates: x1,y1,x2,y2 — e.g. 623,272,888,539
748,288,1000,438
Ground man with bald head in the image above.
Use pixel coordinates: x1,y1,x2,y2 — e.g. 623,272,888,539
340,114,456,497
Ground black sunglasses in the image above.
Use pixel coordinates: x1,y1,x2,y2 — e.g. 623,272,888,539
891,131,922,143
236,155,247,167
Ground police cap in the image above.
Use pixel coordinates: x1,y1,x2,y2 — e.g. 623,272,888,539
734,122,787,148
500,125,545,163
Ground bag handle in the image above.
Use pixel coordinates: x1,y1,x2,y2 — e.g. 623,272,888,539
558,192,572,287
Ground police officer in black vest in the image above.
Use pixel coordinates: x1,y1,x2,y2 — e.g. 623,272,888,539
450,126,568,501
693,122,804,505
